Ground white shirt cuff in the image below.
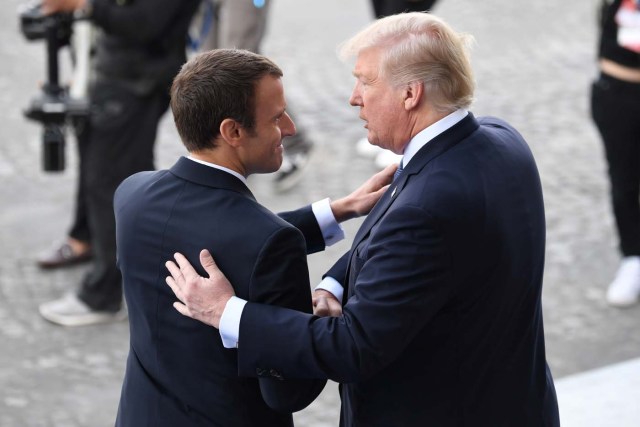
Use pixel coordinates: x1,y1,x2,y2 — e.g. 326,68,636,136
314,276,344,302
312,198,345,246
219,296,247,348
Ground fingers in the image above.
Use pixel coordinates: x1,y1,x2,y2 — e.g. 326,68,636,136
375,184,391,197
173,252,199,280
378,163,398,184
313,290,343,317
165,259,182,282
314,297,330,317
366,163,396,191
165,275,184,302
173,301,194,319
165,260,186,302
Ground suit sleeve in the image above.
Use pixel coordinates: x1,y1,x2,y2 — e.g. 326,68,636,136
323,251,350,288
278,205,325,255
238,205,452,383
249,225,327,412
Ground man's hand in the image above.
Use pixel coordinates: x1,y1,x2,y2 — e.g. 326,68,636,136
312,289,343,317
330,163,397,222
41,0,85,14
165,249,235,329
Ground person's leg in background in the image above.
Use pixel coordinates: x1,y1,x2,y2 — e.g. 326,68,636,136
36,120,93,269
192,0,220,52
592,73,640,307
218,0,270,53
374,0,439,17
215,0,314,192
39,80,170,325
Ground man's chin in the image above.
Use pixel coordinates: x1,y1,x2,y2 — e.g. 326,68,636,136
266,158,283,175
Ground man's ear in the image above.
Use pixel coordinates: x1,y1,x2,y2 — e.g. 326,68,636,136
403,81,424,111
219,118,243,148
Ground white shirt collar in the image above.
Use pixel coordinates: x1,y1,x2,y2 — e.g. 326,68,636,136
402,109,468,167
186,156,248,184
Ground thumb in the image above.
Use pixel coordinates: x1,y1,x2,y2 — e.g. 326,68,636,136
199,249,218,277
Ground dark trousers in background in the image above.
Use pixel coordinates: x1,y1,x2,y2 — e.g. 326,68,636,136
68,121,91,244
77,79,170,311
371,0,438,17
69,123,91,243
591,72,640,256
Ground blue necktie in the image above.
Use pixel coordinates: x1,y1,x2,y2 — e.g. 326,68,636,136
393,160,404,181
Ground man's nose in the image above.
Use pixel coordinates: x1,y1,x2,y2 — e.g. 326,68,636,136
281,112,296,137
349,85,362,107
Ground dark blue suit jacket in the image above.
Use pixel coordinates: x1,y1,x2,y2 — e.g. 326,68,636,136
114,157,326,426
237,114,560,426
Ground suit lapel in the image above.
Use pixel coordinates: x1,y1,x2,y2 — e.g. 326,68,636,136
349,113,480,266
169,156,256,201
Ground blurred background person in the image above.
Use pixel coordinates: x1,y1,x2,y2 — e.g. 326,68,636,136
36,129,94,269
591,0,640,307
35,22,95,270
190,0,314,192
371,0,438,18
37,0,201,326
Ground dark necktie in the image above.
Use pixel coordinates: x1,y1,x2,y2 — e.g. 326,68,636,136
393,160,404,181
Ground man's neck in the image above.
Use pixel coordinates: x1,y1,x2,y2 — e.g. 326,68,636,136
187,154,248,184
409,109,450,141
190,150,246,177
402,109,468,166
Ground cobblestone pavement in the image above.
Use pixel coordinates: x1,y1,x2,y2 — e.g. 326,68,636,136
1,0,639,426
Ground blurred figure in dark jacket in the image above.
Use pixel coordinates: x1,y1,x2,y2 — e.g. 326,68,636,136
38,0,201,326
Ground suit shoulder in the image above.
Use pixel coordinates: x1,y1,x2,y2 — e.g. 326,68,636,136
475,116,526,143
476,115,512,129
115,170,171,206
240,198,300,235
118,169,169,191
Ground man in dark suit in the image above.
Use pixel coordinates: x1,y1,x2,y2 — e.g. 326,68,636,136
165,13,561,427
114,49,394,426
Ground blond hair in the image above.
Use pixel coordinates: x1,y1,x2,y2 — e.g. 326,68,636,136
340,12,475,113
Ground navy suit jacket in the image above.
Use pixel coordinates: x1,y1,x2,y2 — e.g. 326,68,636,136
114,157,326,426
237,114,560,426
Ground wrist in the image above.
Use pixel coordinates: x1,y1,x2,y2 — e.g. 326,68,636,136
330,197,356,223
214,295,233,329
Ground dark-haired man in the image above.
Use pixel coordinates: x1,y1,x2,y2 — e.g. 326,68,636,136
114,48,394,426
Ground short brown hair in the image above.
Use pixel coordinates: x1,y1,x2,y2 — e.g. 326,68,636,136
170,49,283,152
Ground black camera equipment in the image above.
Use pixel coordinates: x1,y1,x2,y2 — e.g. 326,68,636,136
19,2,89,172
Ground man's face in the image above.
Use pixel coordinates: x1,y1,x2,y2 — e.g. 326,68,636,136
241,75,295,175
349,47,410,154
